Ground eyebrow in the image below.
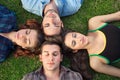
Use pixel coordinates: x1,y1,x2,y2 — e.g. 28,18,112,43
53,51,60,53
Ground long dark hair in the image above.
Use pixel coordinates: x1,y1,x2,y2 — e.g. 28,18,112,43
62,29,93,80
14,19,45,57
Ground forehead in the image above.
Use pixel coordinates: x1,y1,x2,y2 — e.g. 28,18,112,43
65,32,77,48
44,28,61,36
65,32,80,37
65,34,72,46
29,29,38,48
42,44,60,51
65,32,75,40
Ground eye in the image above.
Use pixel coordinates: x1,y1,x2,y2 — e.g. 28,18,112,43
43,51,49,56
26,29,30,35
23,37,30,45
72,40,76,47
44,23,49,27
72,33,76,38
54,23,60,27
53,51,59,56
45,53,49,56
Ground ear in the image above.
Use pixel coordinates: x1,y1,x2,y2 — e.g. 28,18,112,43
72,50,78,53
39,54,42,61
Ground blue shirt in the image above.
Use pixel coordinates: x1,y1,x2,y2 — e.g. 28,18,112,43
0,4,17,63
21,0,83,17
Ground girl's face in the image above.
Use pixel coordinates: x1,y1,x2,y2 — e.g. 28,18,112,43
65,32,88,50
13,29,38,49
42,11,63,36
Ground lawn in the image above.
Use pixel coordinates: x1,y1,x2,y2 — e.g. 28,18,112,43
0,0,120,80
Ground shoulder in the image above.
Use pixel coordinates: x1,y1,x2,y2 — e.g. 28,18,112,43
21,67,42,80
21,71,37,80
0,5,17,31
61,66,83,80
21,0,50,17
88,16,106,30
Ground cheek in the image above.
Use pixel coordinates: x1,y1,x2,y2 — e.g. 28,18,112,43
54,29,60,34
55,57,62,62
40,57,47,63
16,41,25,48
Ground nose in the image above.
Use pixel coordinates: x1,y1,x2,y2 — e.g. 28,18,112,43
49,55,54,61
19,34,27,42
79,37,83,44
51,18,57,24
19,34,25,39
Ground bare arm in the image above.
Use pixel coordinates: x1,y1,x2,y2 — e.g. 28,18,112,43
88,11,120,30
90,57,120,78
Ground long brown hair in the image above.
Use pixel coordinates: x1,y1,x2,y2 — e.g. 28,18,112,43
62,29,93,80
14,19,44,57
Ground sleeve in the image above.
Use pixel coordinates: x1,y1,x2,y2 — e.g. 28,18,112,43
21,0,50,17
0,4,17,32
74,72,83,80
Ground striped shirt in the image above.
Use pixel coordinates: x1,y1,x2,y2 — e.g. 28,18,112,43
22,66,83,80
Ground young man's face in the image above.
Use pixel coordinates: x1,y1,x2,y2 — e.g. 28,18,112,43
42,10,63,36
39,44,63,71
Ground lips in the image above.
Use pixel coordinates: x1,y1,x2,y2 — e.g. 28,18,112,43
47,62,54,65
15,32,19,40
47,13,56,18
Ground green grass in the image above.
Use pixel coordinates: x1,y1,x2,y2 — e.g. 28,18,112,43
0,0,120,80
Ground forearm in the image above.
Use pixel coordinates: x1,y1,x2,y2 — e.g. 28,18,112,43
88,11,120,30
94,64,120,78
96,11,120,23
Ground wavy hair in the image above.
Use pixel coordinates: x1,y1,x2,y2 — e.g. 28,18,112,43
14,19,45,57
62,29,93,80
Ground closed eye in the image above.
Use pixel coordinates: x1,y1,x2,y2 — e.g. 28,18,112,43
23,38,30,45
26,29,31,35
72,40,76,47
27,38,30,45
43,51,49,56
72,33,76,38
44,23,49,27
53,51,59,56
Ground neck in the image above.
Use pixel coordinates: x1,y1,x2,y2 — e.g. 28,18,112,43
44,68,60,80
86,33,98,53
86,36,94,49
44,0,58,16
